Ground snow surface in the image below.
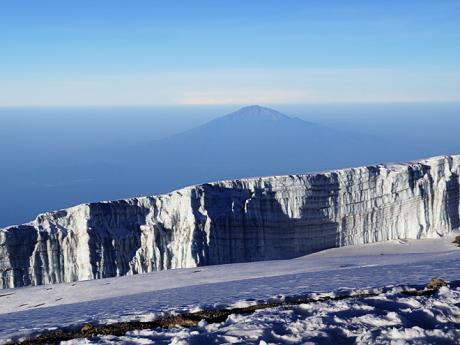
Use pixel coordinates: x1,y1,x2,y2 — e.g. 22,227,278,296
0,234,459,344
64,285,460,345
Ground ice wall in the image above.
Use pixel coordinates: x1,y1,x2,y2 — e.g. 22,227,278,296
1,155,459,288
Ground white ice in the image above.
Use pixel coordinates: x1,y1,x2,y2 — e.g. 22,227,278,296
0,233,459,344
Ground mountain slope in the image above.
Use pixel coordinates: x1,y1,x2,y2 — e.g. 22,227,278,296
123,105,397,194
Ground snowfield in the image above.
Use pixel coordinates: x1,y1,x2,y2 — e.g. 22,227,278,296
64,285,460,345
1,234,459,344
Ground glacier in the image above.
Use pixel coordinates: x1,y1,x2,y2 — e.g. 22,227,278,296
1,155,459,289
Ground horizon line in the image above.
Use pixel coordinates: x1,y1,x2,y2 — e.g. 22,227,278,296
2,100,460,109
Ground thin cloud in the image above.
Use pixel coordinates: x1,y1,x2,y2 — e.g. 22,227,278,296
1,68,459,106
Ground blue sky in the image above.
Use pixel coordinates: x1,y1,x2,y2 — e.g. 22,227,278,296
1,0,459,106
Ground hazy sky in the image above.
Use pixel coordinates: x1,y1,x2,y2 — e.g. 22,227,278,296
1,0,459,106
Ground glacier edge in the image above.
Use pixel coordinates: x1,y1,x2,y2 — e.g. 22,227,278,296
1,155,459,288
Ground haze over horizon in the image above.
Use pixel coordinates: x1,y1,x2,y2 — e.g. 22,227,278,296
1,0,460,106
1,103,460,227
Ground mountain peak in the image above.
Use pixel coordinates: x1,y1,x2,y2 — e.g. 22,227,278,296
225,105,290,121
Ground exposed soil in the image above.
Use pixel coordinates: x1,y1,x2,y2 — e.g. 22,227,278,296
452,235,460,247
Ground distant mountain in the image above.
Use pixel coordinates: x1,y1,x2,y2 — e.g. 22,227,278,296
166,105,320,140
210,104,291,121
109,105,398,196
159,105,385,166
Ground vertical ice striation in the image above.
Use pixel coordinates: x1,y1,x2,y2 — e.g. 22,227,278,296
1,155,459,288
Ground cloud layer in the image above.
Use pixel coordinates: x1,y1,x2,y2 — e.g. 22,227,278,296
2,68,459,106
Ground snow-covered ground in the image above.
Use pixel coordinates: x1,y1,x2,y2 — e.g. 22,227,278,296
1,233,459,344
64,284,460,345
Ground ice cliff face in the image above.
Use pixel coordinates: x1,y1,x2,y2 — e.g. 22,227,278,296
1,155,459,288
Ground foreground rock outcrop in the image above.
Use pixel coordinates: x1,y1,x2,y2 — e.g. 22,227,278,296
1,155,459,288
